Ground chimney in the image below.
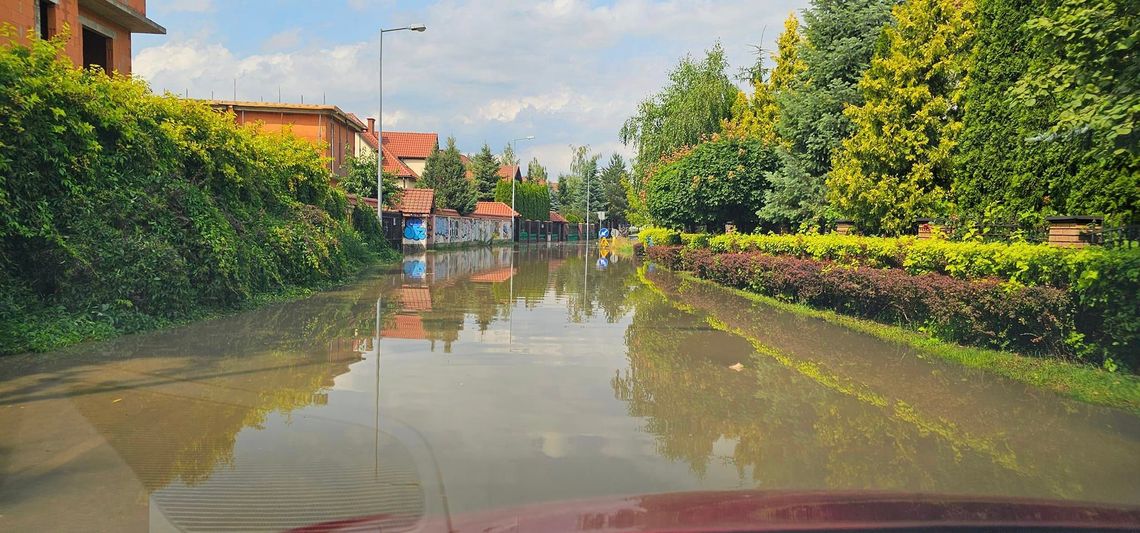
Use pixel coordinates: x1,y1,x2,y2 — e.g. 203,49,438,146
367,117,376,134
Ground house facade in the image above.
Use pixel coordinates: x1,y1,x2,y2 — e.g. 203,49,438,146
1,0,165,74
355,120,439,189
208,101,366,177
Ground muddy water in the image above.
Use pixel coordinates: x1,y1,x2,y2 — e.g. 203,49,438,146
1,245,1137,531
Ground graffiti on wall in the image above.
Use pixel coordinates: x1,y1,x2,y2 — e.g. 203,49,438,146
403,217,428,244
427,216,513,247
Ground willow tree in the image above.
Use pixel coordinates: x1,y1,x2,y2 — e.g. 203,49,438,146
828,0,976,235
620,43,737,221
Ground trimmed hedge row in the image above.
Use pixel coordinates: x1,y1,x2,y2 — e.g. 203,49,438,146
649,246,1097,363
705,232,1129,288
644,231,1139,369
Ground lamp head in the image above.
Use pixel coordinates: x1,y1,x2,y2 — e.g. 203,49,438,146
410,24,427,32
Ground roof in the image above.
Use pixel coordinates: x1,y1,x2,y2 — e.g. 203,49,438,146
382,144,417,178
359,130,379,150
432,207,460,217
207,100,366,130
399,286,432,312
382,314,426,340
549,211,569,223
498,165,521,181
471,201,519,219
398,188,435,215
384,132,437,159
470,267,517,284
81,0,166,34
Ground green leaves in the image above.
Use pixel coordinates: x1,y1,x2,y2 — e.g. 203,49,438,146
828,0,975,235
419,136,476,214
0,36,390,354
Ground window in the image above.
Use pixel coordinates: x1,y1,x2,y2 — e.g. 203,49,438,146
37,0,55,40
82,27,112,72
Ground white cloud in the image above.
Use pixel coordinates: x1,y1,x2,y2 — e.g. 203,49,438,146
161,0,215,13
262,28,302,51
133,0,808,175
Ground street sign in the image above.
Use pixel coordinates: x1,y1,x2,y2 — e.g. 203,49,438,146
596,211,607,221
599,227,611,239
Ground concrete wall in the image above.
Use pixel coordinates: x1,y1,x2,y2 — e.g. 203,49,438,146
1,0,137,73
428,216,512,247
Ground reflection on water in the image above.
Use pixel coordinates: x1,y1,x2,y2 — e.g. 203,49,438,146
0,244,1137,531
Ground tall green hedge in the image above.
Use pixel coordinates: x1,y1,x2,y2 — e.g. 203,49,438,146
494,180,550,221
0,34,390,354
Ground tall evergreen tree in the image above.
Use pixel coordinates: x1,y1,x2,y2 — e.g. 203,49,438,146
499,143,519,167
526,157,548,183
828,0,976,234
420,137,476,214
722,13,805,144
469,143,500,201
952,0,1137,224
759,0,895,231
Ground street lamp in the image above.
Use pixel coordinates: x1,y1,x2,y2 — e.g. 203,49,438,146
508,135,535,216
376,24,427,221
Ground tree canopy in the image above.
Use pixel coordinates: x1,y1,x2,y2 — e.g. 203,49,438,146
828,0,976,235
469,143,500,201
620,44,737,194
420,137,476,214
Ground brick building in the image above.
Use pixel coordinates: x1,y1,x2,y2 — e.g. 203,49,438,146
0,0,165,74
207,101,367,177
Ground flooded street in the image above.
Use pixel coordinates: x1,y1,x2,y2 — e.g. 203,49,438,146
1,245,1138,531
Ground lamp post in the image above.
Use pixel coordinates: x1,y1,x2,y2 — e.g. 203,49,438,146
508,136,534,216
376,24,426,221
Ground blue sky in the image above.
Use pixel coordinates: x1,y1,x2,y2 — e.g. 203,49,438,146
135,0,809,176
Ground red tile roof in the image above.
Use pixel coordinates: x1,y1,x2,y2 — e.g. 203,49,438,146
471,201,519,218
399,286,432,312
432,207,460,217
399,188,435,215
498,164,521,181
549,211,569,223
470,267,517,283
382,314,426,340
382,144,417,178
383,132,437,159
360,130,379,150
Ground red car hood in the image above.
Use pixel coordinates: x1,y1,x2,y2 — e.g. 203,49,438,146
293,490,1140,532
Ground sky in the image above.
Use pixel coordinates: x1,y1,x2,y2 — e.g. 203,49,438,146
133,0,809,177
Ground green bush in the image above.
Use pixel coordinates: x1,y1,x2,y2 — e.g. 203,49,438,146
0,35,392,354
638,226,681,246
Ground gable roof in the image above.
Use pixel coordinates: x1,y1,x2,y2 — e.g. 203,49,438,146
497,164,521,181
470,267,517,284
384,132,437,159
549,211,569,223
398,188,435,215
471,201,519,219
382,144,417,178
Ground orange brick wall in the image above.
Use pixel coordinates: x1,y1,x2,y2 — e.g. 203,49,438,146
232,110,358,176
0,0,136,73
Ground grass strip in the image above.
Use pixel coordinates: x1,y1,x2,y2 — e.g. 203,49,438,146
673,272,1140,414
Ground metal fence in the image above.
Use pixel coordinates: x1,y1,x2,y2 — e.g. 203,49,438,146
1083,224,1140,248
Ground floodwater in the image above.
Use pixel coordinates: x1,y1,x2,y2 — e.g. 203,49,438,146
1,244,1137,531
